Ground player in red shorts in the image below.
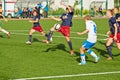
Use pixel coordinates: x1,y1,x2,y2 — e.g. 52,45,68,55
106,9,120,60
115,14,120,49
43,2,74,55
26,10,48,45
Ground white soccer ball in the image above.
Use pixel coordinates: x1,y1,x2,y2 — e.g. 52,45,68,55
54,24,61,30
40,9,43,14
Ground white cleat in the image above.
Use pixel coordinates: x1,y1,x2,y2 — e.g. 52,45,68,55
78,61,86,65
26,41,32,45
95,57,100,63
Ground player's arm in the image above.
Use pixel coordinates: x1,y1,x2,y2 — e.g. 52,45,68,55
0,14,8,22
60,2,72,13
50,16,61,21
77,29,89,35
114,23,118,40
29,18,39,23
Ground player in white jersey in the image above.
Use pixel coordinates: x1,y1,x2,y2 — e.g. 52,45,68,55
77,15,100,65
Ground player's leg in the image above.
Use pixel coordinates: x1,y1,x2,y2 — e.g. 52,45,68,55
0,27,10,38
106,37,114,60
65,36,74,55
26,29,36,44
87,49,100,63
116,33,120,50
43,27,56,43
79,46,86,65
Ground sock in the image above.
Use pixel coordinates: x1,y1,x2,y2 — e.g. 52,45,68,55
1,29,8,34
106,46,113,58
67,41,73,50
29,35,32,42
87,49,98,58
47,31,53,41
80,54,86,62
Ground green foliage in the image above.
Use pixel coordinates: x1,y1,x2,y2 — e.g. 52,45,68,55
48,8,65,15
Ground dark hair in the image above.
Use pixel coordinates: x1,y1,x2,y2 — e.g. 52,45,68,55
114,6,119,11
107,9,114,15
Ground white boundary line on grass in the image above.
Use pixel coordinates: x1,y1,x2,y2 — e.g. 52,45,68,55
11,32,107,41
12,71,120,80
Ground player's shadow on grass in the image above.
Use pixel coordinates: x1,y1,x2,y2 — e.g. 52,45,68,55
0,35,4,38
44,43,69,53
33,38,41,42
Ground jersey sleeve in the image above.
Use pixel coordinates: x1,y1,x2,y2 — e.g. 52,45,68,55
111,17,116,25
86,22,90,30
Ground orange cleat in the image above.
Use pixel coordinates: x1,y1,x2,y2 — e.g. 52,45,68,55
7,32,10,38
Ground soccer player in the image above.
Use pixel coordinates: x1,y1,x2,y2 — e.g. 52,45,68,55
0,14,10,38
43,2,74,55
77,15,99,65
26,10,48,45
106,9,118,60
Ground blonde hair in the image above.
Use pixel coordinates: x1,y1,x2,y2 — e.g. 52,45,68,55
84,15,92,20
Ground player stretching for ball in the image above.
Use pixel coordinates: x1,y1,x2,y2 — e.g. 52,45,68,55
43,2,74,55
77,15,100,65
26,10,48,45
0,14,10,38
106,9,120,60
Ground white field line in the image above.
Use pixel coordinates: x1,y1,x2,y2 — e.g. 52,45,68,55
12,71,120,80
8,30,108,37
11,32,107,41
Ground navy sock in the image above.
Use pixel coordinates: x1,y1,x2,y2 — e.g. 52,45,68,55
67,41,73,50
106,42,114,58
47,31,53,41
29,35,32,42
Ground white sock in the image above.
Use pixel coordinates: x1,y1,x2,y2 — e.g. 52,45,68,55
1,29,9,34
80,54,86,62
87,50,98,58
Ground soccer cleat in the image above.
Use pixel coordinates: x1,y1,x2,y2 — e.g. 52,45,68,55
7,32,10,38
95,57,100,63
42,40,50,44
70,50,74,55
26,41,32,45
78,61,86,65
107,57,113,60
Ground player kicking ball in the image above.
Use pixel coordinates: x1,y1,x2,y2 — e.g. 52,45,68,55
43,2,74,55
0,14,10,38
26,10,48,45
77,15,100,65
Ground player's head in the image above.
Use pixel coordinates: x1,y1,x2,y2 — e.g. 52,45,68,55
116,14,120,22
84,15,92,21
66,5,73,13
113,7,119,14
33,10,38,16
106,9,113,18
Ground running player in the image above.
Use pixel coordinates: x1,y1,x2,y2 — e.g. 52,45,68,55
0,14,10,38
77,15,99,65
26,10,48,45
43,2,74,55
106,9,118,60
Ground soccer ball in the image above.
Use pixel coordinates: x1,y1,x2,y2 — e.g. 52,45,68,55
54,24,61,30
40,9,43,14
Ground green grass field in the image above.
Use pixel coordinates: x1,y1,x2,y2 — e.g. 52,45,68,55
0,18,120,80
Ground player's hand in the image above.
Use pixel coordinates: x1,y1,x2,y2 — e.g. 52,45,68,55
29,20,32,23
114,36,117,41
50,16,55,19
76,32,82,35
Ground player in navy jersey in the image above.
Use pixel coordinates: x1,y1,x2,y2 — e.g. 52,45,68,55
43,2,74,55
106,9,118,60
26,10,48,45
